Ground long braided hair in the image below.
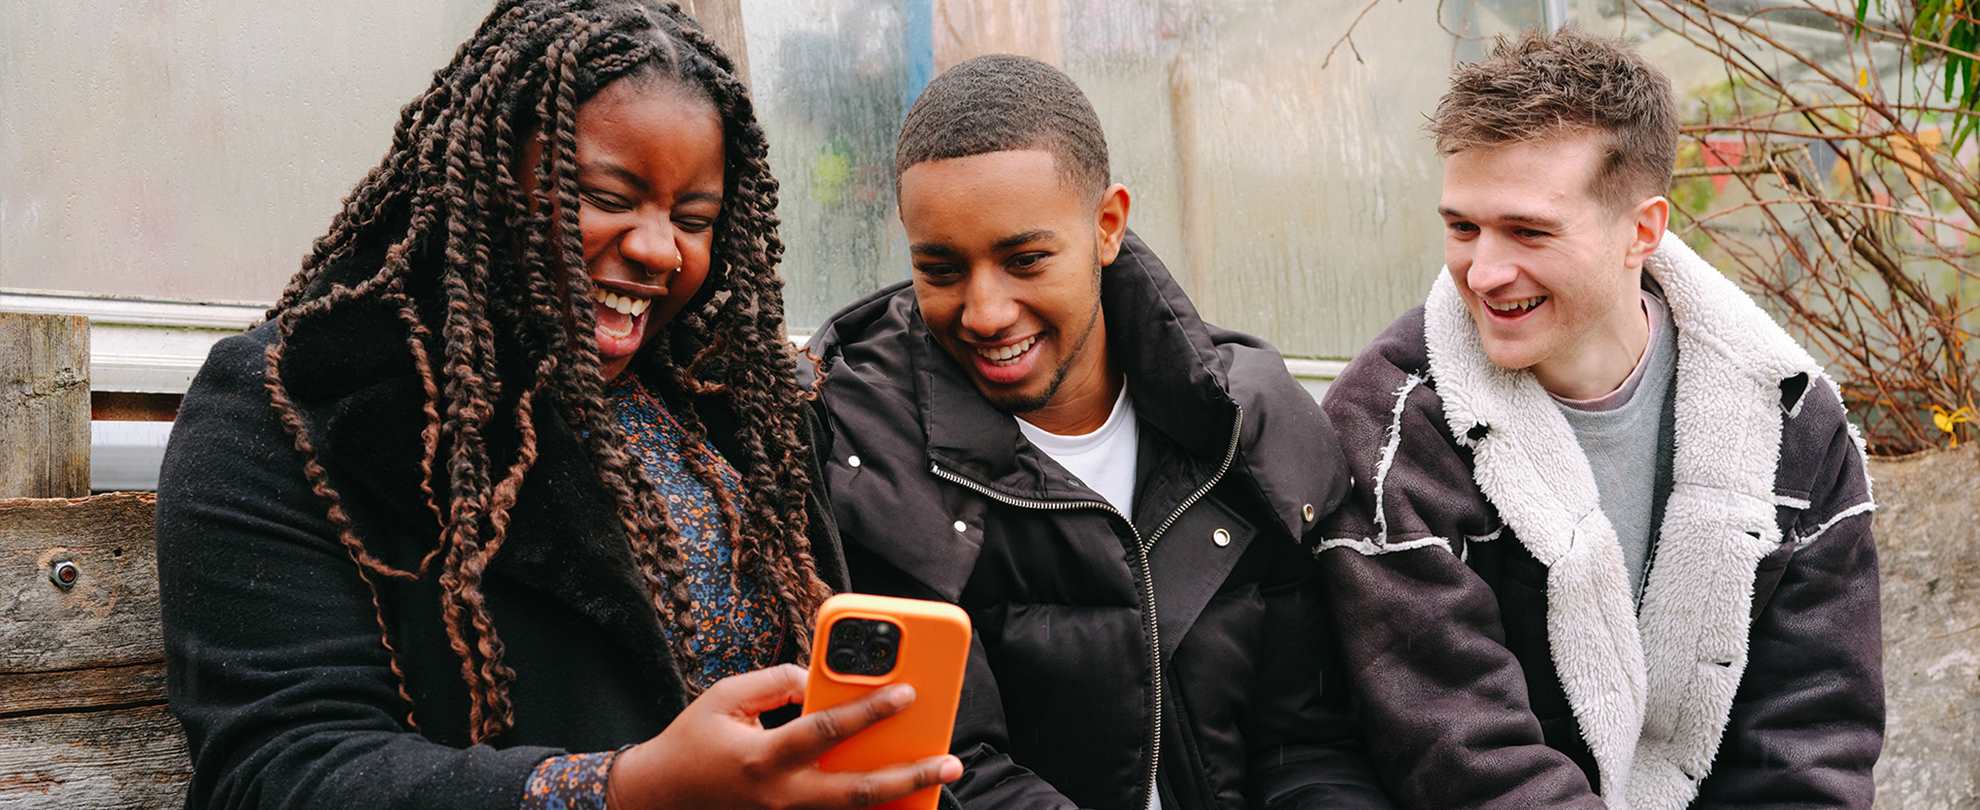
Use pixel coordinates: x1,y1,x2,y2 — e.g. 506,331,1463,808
262,0,833,743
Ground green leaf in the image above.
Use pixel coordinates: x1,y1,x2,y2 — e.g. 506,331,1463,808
1946,53,1959,102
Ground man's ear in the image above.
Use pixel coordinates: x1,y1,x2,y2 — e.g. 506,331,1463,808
1094,183,1132,265
1624,194,1670,272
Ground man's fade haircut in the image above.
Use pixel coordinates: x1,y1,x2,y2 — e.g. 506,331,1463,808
1429,28,1677,210
894,54,1110,198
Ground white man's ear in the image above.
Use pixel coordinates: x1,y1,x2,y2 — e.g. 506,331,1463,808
1094,182,1132,265
1624,194,1671,272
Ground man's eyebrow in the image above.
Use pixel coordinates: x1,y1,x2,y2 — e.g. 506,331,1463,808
1437,206,1564,230
992,229,1056,252
1501,212,1565,230
910,229,1059,257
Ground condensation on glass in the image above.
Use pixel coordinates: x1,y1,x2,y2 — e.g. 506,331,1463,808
751,0,1553,358
6,0,1561,360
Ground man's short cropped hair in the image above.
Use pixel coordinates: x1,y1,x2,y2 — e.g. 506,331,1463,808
894,54,1110,197
1429,28,1677,210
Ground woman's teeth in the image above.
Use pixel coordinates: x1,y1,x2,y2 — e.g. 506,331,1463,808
591,289,650,317
1486,295,1547,313
977,336,1037,365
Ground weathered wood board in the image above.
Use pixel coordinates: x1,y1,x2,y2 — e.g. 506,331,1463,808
0,493,187,808
1,494,164,681
0,704,189,809
0,313,91,498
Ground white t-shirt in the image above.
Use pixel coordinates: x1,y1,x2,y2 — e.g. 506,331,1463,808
1015,383,1139,517
1015,384,1158,810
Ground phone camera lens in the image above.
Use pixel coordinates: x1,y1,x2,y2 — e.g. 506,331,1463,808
825,618,902,676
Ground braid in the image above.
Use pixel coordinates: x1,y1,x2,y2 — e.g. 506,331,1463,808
659,12,836,651
545,22,706,672
264,0,834,741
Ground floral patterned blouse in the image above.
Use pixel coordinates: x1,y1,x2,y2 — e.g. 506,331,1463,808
520,375,784,809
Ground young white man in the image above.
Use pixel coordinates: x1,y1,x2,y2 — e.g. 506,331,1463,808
808,54,1392,810
1314,30,1883,809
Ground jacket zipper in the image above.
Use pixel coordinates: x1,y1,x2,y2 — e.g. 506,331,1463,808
929,407,1245,809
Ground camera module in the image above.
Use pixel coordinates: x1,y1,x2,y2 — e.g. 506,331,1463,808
824,617,902,676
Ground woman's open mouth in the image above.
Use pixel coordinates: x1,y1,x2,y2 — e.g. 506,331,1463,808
591,284,660,359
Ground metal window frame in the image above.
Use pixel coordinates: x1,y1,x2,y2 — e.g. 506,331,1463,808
2,291,1345,491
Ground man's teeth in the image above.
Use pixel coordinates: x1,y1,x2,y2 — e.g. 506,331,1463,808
976,336,1037,364
1486,296,1547,313
590,289,650,317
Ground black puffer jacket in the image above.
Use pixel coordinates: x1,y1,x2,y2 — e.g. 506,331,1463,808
809,233,1392,810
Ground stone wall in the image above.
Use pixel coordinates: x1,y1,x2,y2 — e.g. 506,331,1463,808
1869,444,1980,808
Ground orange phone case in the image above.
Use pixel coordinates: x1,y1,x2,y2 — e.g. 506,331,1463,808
801,593,972,810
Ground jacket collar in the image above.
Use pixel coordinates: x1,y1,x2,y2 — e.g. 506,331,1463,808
911,231,1234,488
909,231,1331,538
1423,232,1827,808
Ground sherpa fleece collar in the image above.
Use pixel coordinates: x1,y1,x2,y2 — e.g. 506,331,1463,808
1423,231,1828,809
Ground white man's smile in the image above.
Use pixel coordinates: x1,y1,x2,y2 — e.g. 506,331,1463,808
1483,295,1548,322
1485,295,1547,313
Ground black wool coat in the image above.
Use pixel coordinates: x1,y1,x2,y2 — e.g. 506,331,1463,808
155,296,848,810
808,232,1395,810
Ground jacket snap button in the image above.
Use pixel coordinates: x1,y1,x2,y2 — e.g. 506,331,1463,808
1301,503,1316,523
847,455,861,468
953,520,967,533
1213,528,1231,547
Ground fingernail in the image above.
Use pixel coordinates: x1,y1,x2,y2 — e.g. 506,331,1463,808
888,684,916,707
940,756,963,781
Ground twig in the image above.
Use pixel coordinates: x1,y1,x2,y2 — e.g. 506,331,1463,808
1323,0,1387,70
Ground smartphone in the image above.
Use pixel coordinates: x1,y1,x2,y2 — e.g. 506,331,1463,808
800,593,972,810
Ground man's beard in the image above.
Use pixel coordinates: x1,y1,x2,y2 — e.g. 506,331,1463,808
987,256,1104,416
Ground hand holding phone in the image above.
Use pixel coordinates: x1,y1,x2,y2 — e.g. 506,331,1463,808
605,663,961,810
802,594,973,810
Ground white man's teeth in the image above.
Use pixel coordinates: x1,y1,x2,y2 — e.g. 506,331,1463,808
1486,296,1548,313
976,336,1037,365
590,288,650,317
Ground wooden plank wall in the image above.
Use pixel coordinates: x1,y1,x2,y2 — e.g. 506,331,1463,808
0,493,186,808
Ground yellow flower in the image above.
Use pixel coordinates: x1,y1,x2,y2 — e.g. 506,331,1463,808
1931,404,1976,448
